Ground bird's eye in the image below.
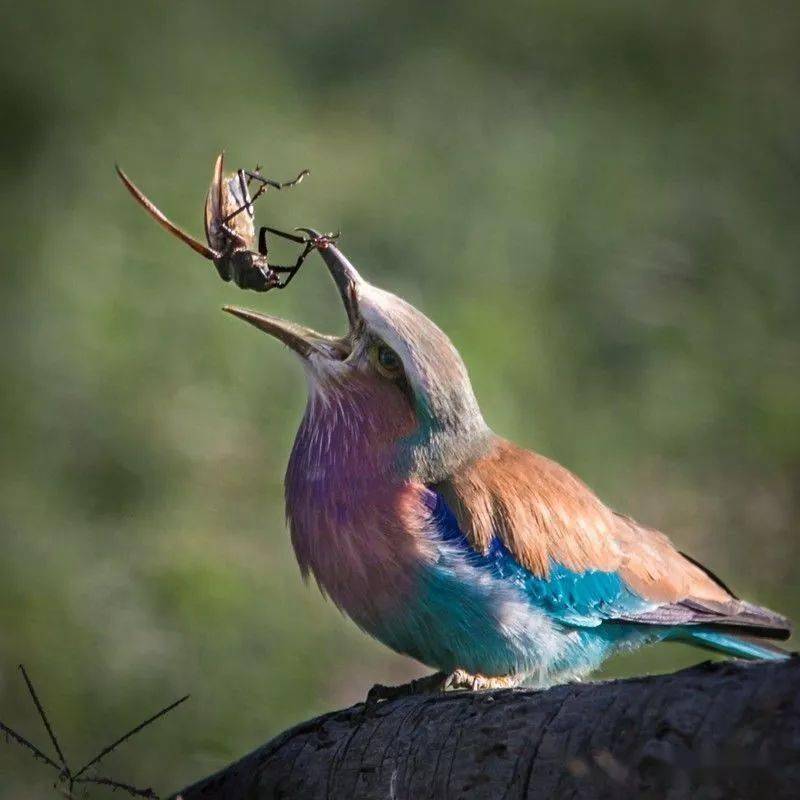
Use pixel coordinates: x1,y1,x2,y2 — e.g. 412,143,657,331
374,344,402,376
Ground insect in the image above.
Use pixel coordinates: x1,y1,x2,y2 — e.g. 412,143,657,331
116,152,336,292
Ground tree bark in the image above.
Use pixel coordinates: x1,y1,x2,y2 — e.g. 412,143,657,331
174,658,799,800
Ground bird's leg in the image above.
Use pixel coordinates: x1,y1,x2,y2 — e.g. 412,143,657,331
365,671,448,706
443,669,522,692
365,669,522,709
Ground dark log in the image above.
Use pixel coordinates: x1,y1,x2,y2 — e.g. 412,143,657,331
174,658,800,800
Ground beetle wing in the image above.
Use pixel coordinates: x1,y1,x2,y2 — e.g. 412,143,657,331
204,152,225,252
222,169,256,249
205,152,256,251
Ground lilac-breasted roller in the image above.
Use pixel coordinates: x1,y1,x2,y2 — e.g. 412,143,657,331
225,241,791,692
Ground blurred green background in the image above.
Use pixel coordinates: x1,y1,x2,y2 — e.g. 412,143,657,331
1,1,798,796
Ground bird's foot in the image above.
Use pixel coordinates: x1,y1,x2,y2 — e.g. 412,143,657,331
443,669,521,692
365,671,447,707
364,669,521,712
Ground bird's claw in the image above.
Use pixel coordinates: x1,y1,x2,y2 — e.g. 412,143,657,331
443,669,521,692
363,669,520,713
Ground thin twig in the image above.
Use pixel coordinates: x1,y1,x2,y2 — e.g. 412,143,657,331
73,694,189,778
17,665,70,774
4,664,189,797
0,719,61,771
75,775,158,799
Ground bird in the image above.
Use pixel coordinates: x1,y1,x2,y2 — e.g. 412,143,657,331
224,239,792,693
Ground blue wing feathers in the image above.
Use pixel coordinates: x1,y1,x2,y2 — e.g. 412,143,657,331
417,488,789,673
429,489,652,627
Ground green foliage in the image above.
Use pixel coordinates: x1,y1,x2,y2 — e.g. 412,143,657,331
1,1,798,795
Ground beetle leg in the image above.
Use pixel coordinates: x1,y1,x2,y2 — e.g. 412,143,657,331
223,169,310,226
258,226,267,256
220,223,249,248
270,241,316,289
243,168,310,191
222,182,267,225
295,228,341,245
260,225,308,247
245,165,263,187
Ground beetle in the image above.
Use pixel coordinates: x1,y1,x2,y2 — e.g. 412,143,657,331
116,152,335,292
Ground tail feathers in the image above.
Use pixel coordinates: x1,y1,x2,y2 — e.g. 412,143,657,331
627,598,791,640
677,629,792,661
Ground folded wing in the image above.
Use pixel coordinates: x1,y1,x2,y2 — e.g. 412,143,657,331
435,438,790,640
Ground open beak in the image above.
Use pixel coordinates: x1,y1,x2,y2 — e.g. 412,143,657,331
223,234,362,360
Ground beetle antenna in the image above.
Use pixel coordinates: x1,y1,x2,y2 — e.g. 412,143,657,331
116,165,219,260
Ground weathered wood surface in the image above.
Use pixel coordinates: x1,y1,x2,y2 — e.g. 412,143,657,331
175,658,799,800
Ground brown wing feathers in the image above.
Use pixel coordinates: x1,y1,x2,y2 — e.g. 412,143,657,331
437,439,620,576
438,438,791,639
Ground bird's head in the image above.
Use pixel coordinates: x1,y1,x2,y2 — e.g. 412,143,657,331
225,239,491,482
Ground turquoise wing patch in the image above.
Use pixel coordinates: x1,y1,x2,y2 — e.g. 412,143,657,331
429,488,652,627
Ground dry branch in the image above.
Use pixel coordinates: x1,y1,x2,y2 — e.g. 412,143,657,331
174,658,800,800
